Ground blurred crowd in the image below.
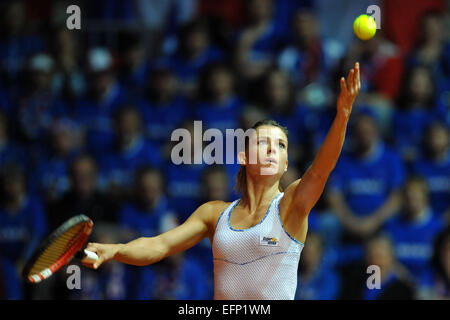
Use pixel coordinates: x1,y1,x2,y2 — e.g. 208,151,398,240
0,0,449,300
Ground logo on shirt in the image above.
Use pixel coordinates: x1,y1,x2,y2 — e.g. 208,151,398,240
260,236,279,246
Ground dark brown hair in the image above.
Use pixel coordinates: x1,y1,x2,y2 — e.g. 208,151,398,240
234,119,288,201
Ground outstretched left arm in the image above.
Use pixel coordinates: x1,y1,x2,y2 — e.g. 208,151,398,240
280,62,361,220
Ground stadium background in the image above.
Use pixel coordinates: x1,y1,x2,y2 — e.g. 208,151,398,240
0,0,449,300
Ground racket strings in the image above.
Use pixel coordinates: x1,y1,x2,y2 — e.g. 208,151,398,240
28,224,85,276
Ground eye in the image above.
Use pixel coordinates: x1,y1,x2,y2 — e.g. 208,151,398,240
258,139,268,145
279,142,286,149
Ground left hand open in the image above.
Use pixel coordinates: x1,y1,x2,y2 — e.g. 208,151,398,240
337,62,361,118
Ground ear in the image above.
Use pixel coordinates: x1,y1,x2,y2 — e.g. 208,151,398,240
284,158,288,172
237,151,246,166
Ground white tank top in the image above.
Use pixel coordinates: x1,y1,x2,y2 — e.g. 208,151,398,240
212,192,304,300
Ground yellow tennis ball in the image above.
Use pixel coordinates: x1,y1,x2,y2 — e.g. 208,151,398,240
353,14,377,40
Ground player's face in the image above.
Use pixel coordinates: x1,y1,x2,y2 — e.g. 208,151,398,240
246,125,288,177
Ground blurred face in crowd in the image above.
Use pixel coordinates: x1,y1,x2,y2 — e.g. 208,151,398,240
240,107,268,131
184,27,208,58
115,109,142,147
137,170,163,207
51,127,76,156
56,29,77,55
248,0,273,24
403,179,429,220
203,169,229,201
70,157,98,196
92,71,114,98
421,13,444,43
208,67,234,101
352,115,379,156
1,170,26,203
293,10,318,45
266,70,291,109
425,123,449,158
124,43,146,71
4,1,25,35
30,69,53,93
366,236,395,275
408,67,433,105
150,71,177,103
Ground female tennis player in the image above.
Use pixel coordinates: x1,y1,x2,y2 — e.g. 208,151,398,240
83,62,361,300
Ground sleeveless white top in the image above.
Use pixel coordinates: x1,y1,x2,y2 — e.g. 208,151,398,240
212,192,304,300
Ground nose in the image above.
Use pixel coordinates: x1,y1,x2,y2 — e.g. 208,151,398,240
267,140,278,155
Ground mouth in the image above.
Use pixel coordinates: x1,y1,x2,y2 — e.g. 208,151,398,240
262,158,278,165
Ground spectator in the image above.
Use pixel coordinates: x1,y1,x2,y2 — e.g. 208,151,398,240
137,251,210,300
295,232,340,300
14,53,67,145
337,31,404,105
135,0,198,32
200,165,231,203
392,66,437,162
308,190,341,261
0,165,47,268
0,111,28,173
359,233,416,300
73,47,129,155
47,154,117,231
157,19,225,95
411,122,450,219
97,106,162,198
257,67,315,167
0,256,23,299
66,223,129,300
328,111,405,266
138,67,189,149
238,105,269,131
30,119,82,203
165,120,207,220
278,9,327,89
117,32,151,96
235,0,285,80
384,176,445,295
194,62,244,133
430,226,450,299
407,11,450,84
0,1,45,88
118,166,177,240
50,28,86,100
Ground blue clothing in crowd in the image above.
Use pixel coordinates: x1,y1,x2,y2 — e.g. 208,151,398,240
138,95,189,148
385,209,444,288
330,142,406,217
119,196,174,238
411,152,450,216
97,137,162,190
0,196,47,263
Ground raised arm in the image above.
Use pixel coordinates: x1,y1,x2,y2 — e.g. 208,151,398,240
280,62,361,219
82,201,222,269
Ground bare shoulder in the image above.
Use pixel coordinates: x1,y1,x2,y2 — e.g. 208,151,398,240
193,200,231,229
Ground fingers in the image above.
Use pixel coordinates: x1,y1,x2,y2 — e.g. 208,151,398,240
85,242,99,253
82,243,102,269
340,77,347,94
355,62,360,89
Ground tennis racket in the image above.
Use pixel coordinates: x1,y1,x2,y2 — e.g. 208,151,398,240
22,214,99,284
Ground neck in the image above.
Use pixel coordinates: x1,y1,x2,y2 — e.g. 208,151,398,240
241,173,280,213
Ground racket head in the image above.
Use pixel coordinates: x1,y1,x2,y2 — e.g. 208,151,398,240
22,214,93,284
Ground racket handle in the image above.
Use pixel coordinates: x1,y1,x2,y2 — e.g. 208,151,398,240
83,249,98,263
